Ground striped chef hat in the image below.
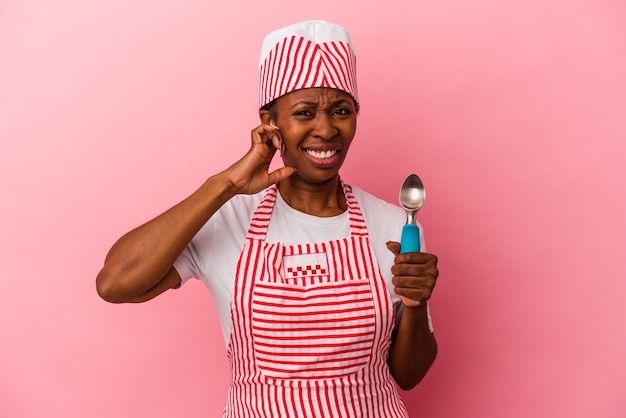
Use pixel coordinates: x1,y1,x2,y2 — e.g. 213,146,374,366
258,20,358,108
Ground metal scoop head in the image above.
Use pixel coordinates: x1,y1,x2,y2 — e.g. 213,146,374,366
399,173,425,225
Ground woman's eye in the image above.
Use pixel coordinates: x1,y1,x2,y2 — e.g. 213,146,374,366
294,110,312,116
333,108,350,116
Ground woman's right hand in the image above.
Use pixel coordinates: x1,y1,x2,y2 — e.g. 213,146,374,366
224,123,296,195
96,123,297,303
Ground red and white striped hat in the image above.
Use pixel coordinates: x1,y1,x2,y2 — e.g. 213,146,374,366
258,20,358,108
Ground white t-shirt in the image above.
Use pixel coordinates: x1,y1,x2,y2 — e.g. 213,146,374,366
174,184,427,344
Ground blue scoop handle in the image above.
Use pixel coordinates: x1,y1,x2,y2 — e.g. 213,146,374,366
400,223,421,253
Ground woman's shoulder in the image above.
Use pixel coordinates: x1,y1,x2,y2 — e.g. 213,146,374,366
221,188,266,215
198,188,267,236
348,184,406,240
348,184,405,219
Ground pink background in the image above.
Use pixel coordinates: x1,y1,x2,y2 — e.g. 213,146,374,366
2,0,625,417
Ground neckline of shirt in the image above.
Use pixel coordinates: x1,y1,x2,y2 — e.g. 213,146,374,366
274,189,349,226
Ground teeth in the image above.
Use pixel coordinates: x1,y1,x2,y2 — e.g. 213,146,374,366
306,149,337,159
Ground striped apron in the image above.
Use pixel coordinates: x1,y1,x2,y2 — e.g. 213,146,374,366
224,182,409,418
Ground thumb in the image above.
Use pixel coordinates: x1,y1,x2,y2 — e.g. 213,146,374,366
267,166,297,184
386,241,400,256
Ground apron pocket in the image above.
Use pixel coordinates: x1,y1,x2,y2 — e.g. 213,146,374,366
251,279,376,380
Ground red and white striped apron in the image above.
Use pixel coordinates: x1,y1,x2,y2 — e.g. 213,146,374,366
224,182,408,418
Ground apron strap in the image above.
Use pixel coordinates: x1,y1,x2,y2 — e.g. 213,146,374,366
246,183,279,240
342,181,369,237
246,180,369,240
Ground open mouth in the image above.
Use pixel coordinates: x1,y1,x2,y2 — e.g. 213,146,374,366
306,149,338,159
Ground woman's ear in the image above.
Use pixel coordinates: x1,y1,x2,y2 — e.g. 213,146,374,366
259,109,272,125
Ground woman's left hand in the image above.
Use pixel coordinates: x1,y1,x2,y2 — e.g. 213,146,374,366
386,241,439,308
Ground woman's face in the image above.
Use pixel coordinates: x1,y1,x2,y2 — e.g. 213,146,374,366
264,87,358,186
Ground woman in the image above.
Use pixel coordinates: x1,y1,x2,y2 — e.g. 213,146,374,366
97,20,438,417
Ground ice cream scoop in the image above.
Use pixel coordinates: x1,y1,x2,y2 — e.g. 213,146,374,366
399,174,426,253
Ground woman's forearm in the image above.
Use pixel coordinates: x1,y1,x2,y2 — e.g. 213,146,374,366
96,121,295,303
388,303,437,390
96,173,235,303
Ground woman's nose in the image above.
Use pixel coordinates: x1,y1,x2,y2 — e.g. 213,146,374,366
312,114,338,140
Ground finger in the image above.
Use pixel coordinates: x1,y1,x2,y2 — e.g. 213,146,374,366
251,124,280,146
393,252,438,267
271,132,283,151
386,241,400,256
267,166,297,184
264,125,284,152
391,261,438,277
387,241,431,263
392,274,436,290
394,286,432,304
249,126,282,162
250,125,266,144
